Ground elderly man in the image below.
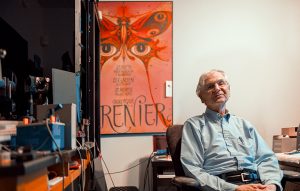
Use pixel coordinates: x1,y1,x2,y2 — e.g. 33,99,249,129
180,69,282,191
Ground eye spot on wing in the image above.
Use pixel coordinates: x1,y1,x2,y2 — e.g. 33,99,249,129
100,43,117,57
130,42,151,56
147,28,160,36
154,12,166,22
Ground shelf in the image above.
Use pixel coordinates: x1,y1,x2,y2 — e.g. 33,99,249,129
151,156,177,191
0,149,91,191
49,156,90,191
157,174,175,179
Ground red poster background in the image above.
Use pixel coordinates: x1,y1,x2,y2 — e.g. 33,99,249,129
98,1,173,134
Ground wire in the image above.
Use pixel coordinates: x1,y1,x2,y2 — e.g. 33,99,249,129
76,139,83,148
0,144,11,152
101,155,116,187
35,137,51,150
95,139,100,153
101,153,155,175
142,152,155,191
76,140,85,191
94,137,110,185
84,141,95,179
77,139,95,178
76,147,85,191
93,151,155,189
48,170,58,179
96,154,155,191
45,119,65,191
105,152,155,175
77,139,96,189
94,141,156,189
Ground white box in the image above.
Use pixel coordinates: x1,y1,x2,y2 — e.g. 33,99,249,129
52,68,78,105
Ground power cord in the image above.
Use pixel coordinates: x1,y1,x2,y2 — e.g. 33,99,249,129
101,155,116,187
77,139,96,190
75,147,85,191
76,140,95,179
94,141,115,187
35,137,51,150
0,144,11,152
94,141,156,176
84,142,95,180
94,141,155,189
0,143,20,155
93,149,155,190
45,119,65,191
102,152,154,175
142,152,155,191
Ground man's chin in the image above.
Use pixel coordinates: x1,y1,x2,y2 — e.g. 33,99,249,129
214,98,227,103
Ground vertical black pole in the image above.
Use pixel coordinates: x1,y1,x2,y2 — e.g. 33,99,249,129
94,7,101,156
81,0,100,159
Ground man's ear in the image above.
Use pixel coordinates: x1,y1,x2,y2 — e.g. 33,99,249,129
199,93,205,103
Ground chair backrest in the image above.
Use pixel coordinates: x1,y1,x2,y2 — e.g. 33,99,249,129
166,124,185,176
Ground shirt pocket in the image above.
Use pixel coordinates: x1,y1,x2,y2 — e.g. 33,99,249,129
236,136,255,156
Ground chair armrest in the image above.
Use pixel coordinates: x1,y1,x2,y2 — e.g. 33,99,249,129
171,176,200,188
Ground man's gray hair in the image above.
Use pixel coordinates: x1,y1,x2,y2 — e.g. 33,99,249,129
196,69,228,98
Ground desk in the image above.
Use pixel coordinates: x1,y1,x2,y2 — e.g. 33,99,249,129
276,152,300,173
276,153,300,191
280,161,300,172
279,161,300,191
151,156,176,191
0,149,92,191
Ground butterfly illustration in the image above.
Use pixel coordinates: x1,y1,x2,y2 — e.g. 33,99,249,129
100,4,172,128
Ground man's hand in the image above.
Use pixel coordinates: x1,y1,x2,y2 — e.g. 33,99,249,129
263,184,276,191
235,184,276,191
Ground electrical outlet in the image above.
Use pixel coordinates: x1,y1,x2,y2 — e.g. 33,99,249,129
166,80,172,97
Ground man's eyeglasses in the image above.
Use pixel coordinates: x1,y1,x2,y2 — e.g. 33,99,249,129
204,79,228,91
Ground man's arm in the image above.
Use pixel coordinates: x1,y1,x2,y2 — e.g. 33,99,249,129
180,120,238,191
250,125,283,191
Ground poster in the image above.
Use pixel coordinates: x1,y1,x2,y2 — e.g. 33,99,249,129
98,1,173,134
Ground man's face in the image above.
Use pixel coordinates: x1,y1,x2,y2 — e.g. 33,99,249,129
199,72,230,110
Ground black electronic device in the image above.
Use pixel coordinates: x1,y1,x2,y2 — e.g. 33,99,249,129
0,47,18,119
0,18,28,119
24,75,51,117
297,124,300,151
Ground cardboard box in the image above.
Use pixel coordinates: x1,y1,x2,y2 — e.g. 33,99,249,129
282,127,298,137
272,135,296,153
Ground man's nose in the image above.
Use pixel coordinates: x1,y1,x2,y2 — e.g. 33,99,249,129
213,83,221,91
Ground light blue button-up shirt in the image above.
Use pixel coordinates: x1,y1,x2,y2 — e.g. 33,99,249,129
180,108,283,191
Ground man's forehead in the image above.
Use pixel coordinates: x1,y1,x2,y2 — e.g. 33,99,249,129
204,72,225,83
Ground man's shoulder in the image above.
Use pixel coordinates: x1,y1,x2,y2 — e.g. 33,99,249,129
230,113,251,123
183,115,206,129
229,114,256,131
186,114,205,122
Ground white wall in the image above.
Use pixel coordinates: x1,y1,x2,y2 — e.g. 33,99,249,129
99,0,300,190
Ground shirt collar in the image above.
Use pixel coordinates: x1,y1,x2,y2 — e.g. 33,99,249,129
204,107,231,122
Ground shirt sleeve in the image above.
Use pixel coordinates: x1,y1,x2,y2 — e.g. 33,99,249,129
180,120,238,191
249,123,283,191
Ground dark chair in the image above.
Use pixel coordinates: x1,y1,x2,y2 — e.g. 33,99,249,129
166,124,201,191
109,186,139,191
281,170,300,190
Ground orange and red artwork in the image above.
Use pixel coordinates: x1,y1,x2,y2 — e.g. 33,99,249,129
98,1,173,134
